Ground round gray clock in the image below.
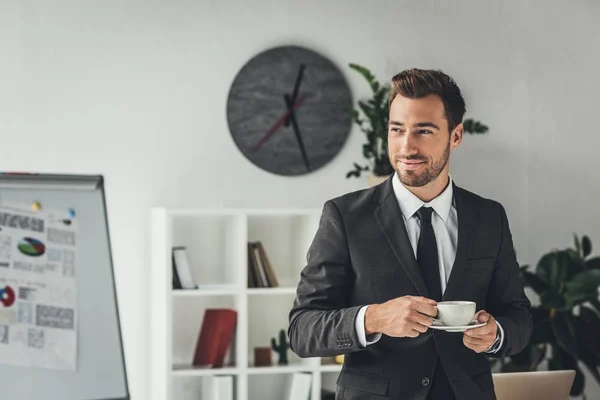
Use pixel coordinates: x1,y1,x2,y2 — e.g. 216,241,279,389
226,45,353,176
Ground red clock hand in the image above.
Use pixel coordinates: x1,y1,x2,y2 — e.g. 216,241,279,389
254,94,306,151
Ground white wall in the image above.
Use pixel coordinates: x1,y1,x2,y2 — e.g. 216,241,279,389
1,0,599,398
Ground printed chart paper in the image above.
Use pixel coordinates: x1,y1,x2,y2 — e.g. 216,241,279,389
0,203,78,370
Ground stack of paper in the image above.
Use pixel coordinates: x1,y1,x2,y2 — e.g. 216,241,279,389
284,372,312,400
201,375,233,400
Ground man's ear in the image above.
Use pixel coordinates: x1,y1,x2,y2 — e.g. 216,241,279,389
451,123,464,149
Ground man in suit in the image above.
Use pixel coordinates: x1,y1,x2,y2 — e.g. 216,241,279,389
288,68,532,399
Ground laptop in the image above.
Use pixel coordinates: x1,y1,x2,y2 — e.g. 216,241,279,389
492,370,576,400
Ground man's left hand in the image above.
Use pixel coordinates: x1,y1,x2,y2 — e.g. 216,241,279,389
463,310,497,353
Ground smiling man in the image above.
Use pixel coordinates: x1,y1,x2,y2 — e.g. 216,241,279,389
288,68,532,399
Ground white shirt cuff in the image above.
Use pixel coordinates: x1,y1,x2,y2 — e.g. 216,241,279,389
355,305,382,347
485,319,504,353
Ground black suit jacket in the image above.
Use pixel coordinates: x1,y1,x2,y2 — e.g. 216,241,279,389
288,176,533,400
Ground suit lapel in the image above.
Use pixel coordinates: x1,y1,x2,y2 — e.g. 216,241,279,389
442,183,471,301
373,177,430,298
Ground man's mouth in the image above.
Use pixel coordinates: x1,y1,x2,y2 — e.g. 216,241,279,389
398,160,426,170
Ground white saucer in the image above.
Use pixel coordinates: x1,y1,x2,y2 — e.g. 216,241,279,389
429,318,486,332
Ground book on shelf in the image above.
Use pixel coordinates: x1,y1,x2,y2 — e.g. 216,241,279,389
172,246,197,289
247,241,279,288
201,375,233,400
192,308,237,368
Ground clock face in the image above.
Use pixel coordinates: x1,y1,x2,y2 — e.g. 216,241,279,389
226,45,353,176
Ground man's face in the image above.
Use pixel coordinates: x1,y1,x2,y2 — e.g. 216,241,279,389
387,94,461,187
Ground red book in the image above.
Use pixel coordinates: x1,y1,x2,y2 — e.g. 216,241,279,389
192,308,237,368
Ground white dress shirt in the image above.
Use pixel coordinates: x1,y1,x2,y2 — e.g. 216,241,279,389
355,173,503,352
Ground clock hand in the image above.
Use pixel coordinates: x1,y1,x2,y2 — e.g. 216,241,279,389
254,94,306,151
285,64,305,127
284,93,310,171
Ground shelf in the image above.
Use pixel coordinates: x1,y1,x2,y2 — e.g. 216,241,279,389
172,284,241,297
246,287,296,296
172,364,240,377
319,364,342,372
152,208,323,400
247,364,313,375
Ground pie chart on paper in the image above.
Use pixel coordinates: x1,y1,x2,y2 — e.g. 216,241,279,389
17,237,46,257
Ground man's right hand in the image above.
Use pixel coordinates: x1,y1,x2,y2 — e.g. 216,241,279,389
365,296,437,338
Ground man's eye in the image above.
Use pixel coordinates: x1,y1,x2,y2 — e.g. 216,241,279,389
419,130,432,134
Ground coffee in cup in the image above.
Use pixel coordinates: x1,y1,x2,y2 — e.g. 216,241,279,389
435,301,476,326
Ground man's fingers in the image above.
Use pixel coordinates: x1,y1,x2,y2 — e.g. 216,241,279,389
408,329,421,338
463,334,486,345
413,301,438,318
409,296,437,305
463,335,487,352
467,325,494,337
411,321,429,333
410,311,434,327
476,311,490,322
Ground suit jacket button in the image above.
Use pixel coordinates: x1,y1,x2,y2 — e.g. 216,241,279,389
421,377,430,386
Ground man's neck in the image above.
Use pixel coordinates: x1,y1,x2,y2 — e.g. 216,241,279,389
402,173,450,203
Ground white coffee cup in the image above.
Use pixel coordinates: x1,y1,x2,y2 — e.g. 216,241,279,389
435,301,476,326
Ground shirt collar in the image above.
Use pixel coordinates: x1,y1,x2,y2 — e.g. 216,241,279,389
391,172,454,223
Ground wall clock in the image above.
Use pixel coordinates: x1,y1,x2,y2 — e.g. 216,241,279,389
226,45,353,176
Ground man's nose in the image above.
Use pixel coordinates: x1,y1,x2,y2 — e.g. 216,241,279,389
400,132,419,155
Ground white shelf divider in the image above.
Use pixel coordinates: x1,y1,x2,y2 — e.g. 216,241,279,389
151,208,340,400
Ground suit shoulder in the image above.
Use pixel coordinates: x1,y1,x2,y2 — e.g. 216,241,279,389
324,184,378,214
455,186,505,214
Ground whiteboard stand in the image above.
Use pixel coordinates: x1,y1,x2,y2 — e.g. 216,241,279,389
0,173,129,400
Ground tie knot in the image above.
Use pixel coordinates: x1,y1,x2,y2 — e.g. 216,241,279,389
416,206,434,222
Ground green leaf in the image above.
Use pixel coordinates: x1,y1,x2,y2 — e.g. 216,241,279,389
582,235,592,257
539,290,566,309
463,118,489,134
530,306,551,324
349,63,382,95
349,63,375,85
358,100,374,120
590,298,600,313
529,318,554,345
574,234,582,257
346,163,368,179
350,109,364,127
362,143,374,159
586,257,600,270
552,312,579,358
536,251,568,291
519,267,552,295
565,248,585,280
565,269,600,305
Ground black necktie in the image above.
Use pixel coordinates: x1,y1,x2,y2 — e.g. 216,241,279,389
416,206,443,302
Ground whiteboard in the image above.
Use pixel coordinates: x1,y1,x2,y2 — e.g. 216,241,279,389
0,173,129,400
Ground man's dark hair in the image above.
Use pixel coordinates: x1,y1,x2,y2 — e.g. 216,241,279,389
389,68,466,133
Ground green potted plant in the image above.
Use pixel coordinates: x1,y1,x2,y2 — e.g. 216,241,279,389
345,63,489,186
491,234,600,398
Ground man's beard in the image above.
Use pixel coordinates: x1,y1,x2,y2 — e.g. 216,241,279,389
394,141,450,187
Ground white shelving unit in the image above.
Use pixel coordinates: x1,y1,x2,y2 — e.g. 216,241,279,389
151,208,343,400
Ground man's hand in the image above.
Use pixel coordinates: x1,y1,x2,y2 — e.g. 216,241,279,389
365,296,437,338
463,310,498,353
